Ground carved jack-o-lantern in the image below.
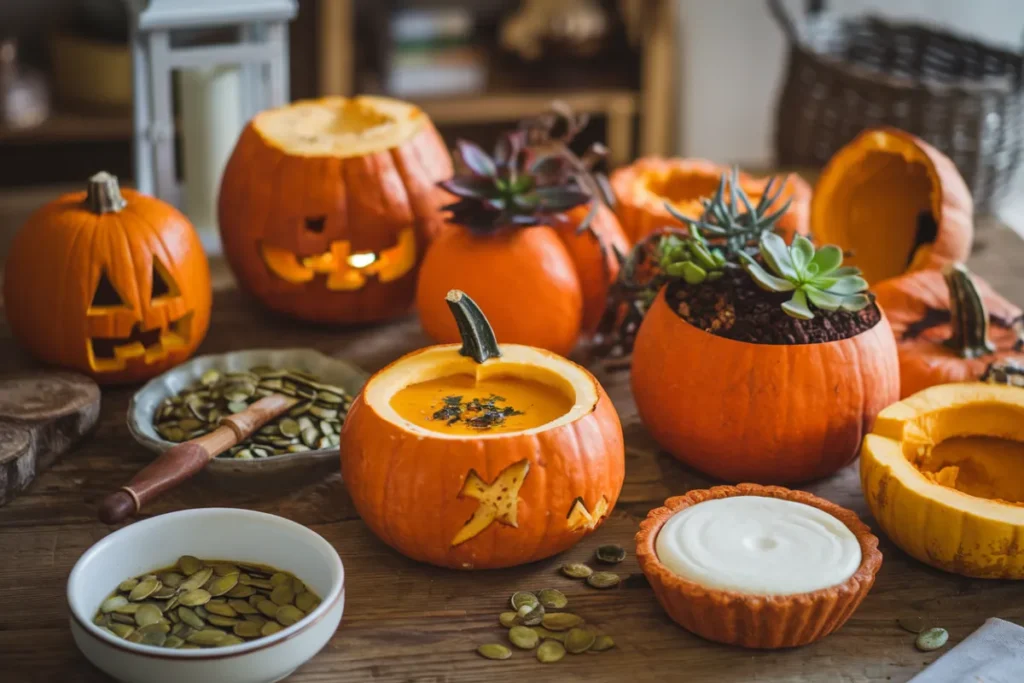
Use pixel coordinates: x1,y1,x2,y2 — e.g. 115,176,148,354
3,173,211,385
218,96,453,324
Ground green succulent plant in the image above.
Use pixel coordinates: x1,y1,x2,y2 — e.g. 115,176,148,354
739,233,871,320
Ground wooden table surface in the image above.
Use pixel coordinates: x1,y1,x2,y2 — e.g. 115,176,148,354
2,220,1024,683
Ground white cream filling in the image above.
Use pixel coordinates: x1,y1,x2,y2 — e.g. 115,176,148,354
655,496,861,596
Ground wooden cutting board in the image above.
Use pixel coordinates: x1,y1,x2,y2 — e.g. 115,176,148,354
0,371,100,506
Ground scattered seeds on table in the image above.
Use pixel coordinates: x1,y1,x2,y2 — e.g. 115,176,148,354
565,628,596,654
499,611,518,628
517,603,545,626
915,628,949,652
898,615,928,634
510,591,539,611
531,626,565,643
508,625,540,650
595,544,626,564
587,572,621,589
591,635,615,652
537,588,568,610
542,612,584,631
561,563,593,579
477,643,512,660
536,640,566,663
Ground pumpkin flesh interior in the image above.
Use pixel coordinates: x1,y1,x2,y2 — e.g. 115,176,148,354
390,372,575,436
898,400,1024,507
366,344,596,440
254,96,426,158
816,135,938,285
638,168,750,217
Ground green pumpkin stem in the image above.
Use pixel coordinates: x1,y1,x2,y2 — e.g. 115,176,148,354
86,171,127,214
445,289,501,363
943,263,996,359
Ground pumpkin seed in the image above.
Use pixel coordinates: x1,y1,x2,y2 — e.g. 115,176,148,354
134,604,163,627
270,584,294,606
261,621,283,637
508,625,539,650
152,585,177,600
111,613,136,625
477,643,512,660
510,591,539,611
295,592,319,613
164,635,185,649
205,601,237,618
118,579,139,592
226,584,255,599
234,621,262,638
276,605,304,627
178,555,202,575
542,613,584,631
158,572,184,588
114,602,140,615
187,629,228,647
207,574,239,597
561,563,593,579
531,627,565,643
565,628,596,654
256,600,279,619
591,635,615,652
595,544,626,564
179,589,211,607
212,563,239,577
136,622,170,636
207,615,239,628
518,603,545,626
587,572,621,589
178,606,205,629
109,623,135,639
499,611,518,628
898,615,929,634
229,599,258,615
128,578,161,601
180,567,213,592
916,628,949,652
101,595,128,613
536,640,566,663
537,588,568,610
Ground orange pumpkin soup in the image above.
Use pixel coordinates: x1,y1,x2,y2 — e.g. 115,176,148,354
390,374,574,435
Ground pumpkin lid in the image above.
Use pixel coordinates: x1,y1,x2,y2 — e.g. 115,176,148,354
252,96,429,158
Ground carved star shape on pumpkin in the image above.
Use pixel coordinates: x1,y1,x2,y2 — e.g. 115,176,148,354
450,459,530,547
566,495,609,532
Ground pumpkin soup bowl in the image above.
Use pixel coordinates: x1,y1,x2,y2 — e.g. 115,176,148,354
636,485,883,649
861,383,1024,579
67,508,345,683
340,290,625,569
631,287,900,484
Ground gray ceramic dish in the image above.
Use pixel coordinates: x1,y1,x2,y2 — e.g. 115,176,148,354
127,349,369,482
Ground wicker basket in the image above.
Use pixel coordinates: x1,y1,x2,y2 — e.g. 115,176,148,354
770,0,1024,212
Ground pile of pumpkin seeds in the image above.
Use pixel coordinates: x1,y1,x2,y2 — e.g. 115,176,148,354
93,556,322,649
152,366,352,458
898,616,949,653
560,544,626,589
478,589,615,663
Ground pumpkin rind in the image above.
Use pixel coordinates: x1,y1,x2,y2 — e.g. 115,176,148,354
861,383,1024,578
218,96,452,324
631,288,900,483
812,128,973,285
874,267,1023,398
636,484,882,648
3,174,211,384
340,342,625,570
610,158,810,244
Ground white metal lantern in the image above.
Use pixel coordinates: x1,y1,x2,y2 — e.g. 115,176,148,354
127,0,297,236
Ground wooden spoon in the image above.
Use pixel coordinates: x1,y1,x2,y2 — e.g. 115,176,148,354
98,394,296,524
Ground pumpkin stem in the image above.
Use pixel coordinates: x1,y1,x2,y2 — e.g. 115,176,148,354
86,171,127,214
445,289,501,363
943,263,996,359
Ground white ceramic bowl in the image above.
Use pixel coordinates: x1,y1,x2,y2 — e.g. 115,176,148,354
68,509,345,683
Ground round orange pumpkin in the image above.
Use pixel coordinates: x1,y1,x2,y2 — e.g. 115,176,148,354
3,172,211,384
873,263,1023,398
812,128,973,285
218,96,453,324
631,288,900,483
610,157,811,244
340,290,625,569
417,134,630,357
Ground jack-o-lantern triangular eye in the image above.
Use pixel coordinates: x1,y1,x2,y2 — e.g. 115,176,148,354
305,216,326,233
91,268,126,308
151,258,179,300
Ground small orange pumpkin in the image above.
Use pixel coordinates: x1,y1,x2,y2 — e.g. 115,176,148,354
218,96,453,324
340,290,625,569
416,132,629,357
3,172,211,384
610,157,810,243
812,128,973,285
873,263,1023,397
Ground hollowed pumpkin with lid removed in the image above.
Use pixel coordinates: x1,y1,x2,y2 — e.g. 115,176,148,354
812,128,973,285
340,290,624,569
218,96,452,324
862,383,1024,578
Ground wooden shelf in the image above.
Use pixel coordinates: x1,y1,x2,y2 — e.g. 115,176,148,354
0,111,134,145
407,89,638,126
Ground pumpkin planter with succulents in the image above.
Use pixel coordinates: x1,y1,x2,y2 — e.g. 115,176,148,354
218,96,453,324
340,290,624,570
813,128,973,285
615,170,900,483
610,157,811,244
862,381,1024,579
874,263,1024,397
416,129,629,357
3,172,211,384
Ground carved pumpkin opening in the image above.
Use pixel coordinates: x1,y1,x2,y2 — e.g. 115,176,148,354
639,168,723,211
151,258,180,300
920,436,1024,504
304,216,326,233
90,269,127,310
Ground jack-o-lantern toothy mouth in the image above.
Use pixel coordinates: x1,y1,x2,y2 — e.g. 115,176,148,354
88,313,193,372
260,228,416,291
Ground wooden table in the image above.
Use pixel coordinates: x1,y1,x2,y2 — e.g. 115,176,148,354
2,220,1023,683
